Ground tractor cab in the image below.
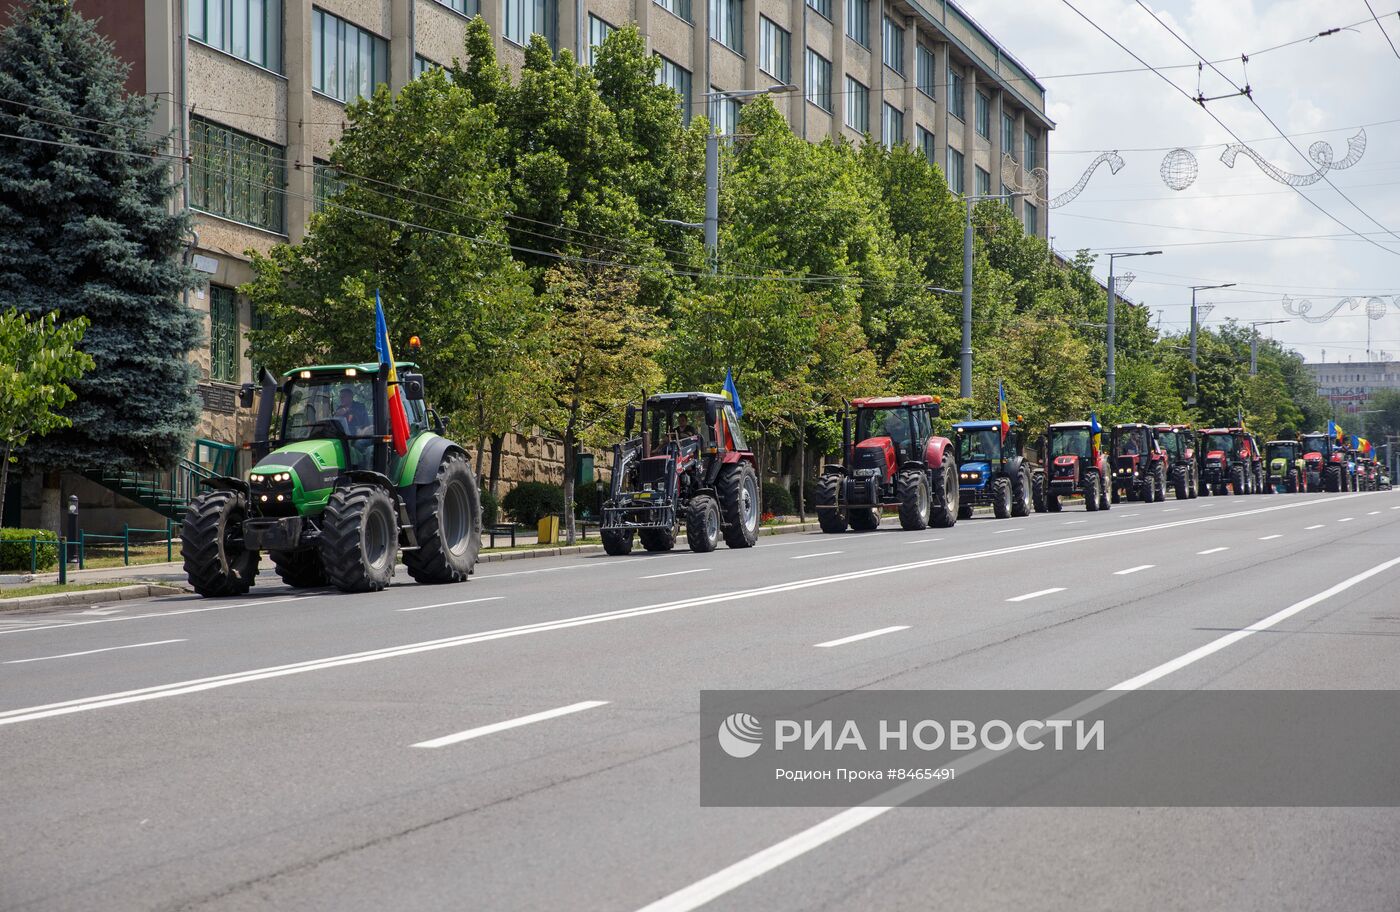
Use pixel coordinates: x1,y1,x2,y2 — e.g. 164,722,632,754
1153,425,1194,464
850,398,938,484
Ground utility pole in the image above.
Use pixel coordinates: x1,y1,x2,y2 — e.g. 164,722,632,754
1103,250,1162,402
1248,319,1287,375
1188,282,1233,404
960,190,1028,399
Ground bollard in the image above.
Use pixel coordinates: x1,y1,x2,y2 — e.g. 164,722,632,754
123,522,130,566
67,495,79,566
58,536,67,585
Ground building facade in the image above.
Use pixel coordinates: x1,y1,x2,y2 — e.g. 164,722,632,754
73,0,1051,483
1307,359,1400,418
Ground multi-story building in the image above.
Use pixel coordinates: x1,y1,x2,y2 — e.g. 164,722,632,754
53,0,1049,528
1307,358,1400,418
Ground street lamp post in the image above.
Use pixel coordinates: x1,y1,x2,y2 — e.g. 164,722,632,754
1189,282,1234,401
1103,250,1162,403
1248,319,1288,375
959,191,1029,400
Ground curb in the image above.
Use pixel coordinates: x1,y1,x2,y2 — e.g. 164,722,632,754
0,583,187,613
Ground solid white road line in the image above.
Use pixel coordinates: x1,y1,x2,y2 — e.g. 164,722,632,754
632,553,1400,912
1306,524,1325,530
0,597,307,637
991,528,1022,534
1338,517,1354,523
411,701,608,749
902,538,943,544
1113,564,1154,576
397,597,505,613
1062,520,1086,525
1197,547,1229,555
1006,587,1065,602
640,569,711,580
1259,534,1283,541
3,639,185,665
1121,513,1139,517
1369,511,1381,515
0,493,1367,727
484,556,654,578
791,551,843,560
813,626,910,648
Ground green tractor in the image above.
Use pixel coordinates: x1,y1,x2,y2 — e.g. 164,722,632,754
181,363,481,597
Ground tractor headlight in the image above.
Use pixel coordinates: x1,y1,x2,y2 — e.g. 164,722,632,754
250,473,264,483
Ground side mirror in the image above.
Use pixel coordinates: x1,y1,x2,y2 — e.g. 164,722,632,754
238,384,256,409
402,373,425,401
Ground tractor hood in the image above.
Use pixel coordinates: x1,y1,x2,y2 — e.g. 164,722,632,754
1269,457,1290,474
854,437,896,479
959,461,991,484
250,439,344,502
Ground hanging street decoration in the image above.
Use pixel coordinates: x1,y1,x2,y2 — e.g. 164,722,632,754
1159,148,1199,191
1281,294,1400,324
1220,129,1366,187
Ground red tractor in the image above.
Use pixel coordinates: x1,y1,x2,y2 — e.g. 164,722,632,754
1199,427,1265,495
1034,421,1111,512
1153,424,1201,499
815,395,959,532
600,392,759,555
1109,423,1168,503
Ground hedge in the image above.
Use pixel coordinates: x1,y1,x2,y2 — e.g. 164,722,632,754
480,488,499,529
761,482,795,516
0,528,60,572
500,482,565,527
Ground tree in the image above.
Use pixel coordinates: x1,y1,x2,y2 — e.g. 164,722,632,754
538,264,664,544
0,0,202,497
0,311,94,522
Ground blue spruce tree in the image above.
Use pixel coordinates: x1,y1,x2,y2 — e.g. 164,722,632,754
0,0,201,478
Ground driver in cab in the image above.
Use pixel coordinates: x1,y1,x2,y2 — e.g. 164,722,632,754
334,387,371,435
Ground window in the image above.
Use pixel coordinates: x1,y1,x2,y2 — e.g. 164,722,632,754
758,17,790,82
412,54,440,78
946,146,964,192
974,165,990,196
844,76,868,133
917,124,935,163
209,286,239,383
881,103,903,148
882,17,905,74
190,117,285,233
1024,201,1038,234
655,0,691,23
1024,130,1038,166
588,14,614,66
503,0,557,48
975,91,989,138
311,9,388,104
915,45,935,97
712,0,742,53
1001,110,1015,157
947,65,965,120
656,56,692,121
434,0,479,14
846,0,868,47
807,0,830,20
312,158,342,212
189,0,283,72
709,88,740,135
806,49,832,112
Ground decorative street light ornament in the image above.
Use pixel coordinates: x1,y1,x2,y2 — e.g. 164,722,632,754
1220,128,1366,187
1159,148,1199,191
1195,304,1215,322
1114,272,1136,294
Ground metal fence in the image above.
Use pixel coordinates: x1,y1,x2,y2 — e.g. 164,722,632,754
3,521,180,574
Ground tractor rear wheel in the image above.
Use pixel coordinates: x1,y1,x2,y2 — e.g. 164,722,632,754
182,490,258,597
898,471,930,531
1153,468,1167,502
849,507,881,531
931,463,959,528
1084,472,1100,512
640,527,676,552
271,549,325,588
686,495,722,552
991,476,1012,519
1172,465,1188,500
403,453,480,584
1286,470,1299,494
815,474,848,534
1325,465,1342,493
1011,467,1032,517
1100,476,1111,510
602,529,634,555
718,463,759,549
320,483,397,593
1031,470,1047,513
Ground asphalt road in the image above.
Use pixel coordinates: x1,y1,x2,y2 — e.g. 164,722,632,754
3,488,1399,911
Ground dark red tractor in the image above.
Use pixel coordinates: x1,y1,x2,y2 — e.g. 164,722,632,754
1109,423,1168,503
1199,427,1265,495
1153,424,1201,499
1034,421,1111,512
600,392,759,555
815,395,958,532
1300,431,1356,492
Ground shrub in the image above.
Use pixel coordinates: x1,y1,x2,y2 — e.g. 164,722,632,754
479,488,499,529
790,479,816,514
573,481,605,520
0,528,59,572
761,481,795,516
500,482,565,527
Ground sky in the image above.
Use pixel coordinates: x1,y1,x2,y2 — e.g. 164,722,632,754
956,0,1400,366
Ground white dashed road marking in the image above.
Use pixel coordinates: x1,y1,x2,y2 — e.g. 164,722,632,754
814,626,910,648
1006,588,1066,603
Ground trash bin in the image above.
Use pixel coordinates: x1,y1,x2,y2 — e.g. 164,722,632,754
537,514,560,544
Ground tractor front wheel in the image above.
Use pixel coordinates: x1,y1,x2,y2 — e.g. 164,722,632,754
991,476,1012,519
1084,472,1100,512
1172,465,1188,500
1011,467,1032,517
1031,471,1047,514
403,453,481,585
815,474,848,534
1230,465,1246,495
640,527,676,552
1154,468,1167,502
686,495,722,552
182,490,259,597
931,463,959,528
898,470,930,531
602,529,634,555
718,463,759,549
271,549,325,588
1048,492,1062,512
320,483,397,593
849,507,881,531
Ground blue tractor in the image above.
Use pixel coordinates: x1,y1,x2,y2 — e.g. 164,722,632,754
952,419,1033,520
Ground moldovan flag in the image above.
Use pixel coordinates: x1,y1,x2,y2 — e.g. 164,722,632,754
1360,438,1373,456
1089,412,1102,463
723,368,744,418
374,291,411,456
998,380,1010,443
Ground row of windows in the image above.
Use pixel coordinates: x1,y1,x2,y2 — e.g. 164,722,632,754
712,0,742,52
311,8,389,104
189,116,285,233
758,16,791,82
505,0,556,47
188,0,282,72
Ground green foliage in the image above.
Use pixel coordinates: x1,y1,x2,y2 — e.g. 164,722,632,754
1363,389,1400,442
0,0,202,474
500,481,564,527
761,481,795,516
480,487,499,529
0,528,58,572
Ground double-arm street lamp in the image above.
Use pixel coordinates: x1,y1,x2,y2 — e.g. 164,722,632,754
1103,250,1162,403
659,84,798,273
1189,281,1234,401
959,190,1029,399
1248,319,1288,375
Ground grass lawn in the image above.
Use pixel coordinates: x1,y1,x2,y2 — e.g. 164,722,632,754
0,581,137,601
74,543,176,569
